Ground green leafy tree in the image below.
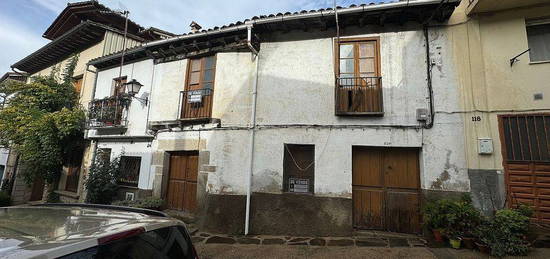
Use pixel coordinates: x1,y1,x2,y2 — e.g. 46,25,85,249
0,62,85,185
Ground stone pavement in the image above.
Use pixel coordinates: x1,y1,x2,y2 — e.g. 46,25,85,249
190,230,426,248
195,244,550,259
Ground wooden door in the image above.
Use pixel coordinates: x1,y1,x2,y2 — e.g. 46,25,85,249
29,177,45,201
181,56,216,119
73,77,83,96
499,114,550,223
166,152,198,212
352,147,421,233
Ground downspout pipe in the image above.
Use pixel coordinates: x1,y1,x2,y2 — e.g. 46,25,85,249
424,25,435,129
245,25,259,235
247,26,259,56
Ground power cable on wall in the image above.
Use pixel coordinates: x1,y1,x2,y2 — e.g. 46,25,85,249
283,127,332,172
153,123,423,134
435,108,550,114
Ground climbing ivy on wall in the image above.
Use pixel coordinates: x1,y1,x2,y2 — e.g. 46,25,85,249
0,54,85,185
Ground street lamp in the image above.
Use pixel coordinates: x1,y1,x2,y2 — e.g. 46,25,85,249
124,79,148,105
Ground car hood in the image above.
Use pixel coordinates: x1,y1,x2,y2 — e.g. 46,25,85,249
0,206,167,256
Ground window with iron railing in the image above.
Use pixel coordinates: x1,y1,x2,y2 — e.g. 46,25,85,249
87,77,131,128
500,114,550,162
335,38,383,115
179,56,216,120
87,95,131,128
119,156,141,187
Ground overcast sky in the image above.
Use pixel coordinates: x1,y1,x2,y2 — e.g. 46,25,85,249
0,0,384,75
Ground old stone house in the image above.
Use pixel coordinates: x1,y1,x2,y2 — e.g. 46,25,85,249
85,0,466,236
7,1,173,204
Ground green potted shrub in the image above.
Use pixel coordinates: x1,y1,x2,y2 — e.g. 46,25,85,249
439,196,482,250
423,199,454,242
455,201,481,249
474,223,492,254
475,207,531,257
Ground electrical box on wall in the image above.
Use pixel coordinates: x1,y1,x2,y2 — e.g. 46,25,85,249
416,108,429,121
478,138,493,155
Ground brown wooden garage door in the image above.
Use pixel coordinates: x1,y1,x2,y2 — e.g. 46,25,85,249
352,147,421,233
166,152,198,212
499,114,550,223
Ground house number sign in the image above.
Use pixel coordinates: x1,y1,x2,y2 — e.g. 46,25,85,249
289,178,309,193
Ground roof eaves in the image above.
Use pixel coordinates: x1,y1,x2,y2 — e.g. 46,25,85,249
146,0,459,48
88,0,460,68
11,21,145,73
43,0,144,40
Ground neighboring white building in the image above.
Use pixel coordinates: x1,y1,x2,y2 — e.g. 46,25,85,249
87,0,465,236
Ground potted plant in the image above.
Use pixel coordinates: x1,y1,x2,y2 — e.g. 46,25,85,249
457,201,481,249
474,220,492,254
423,199,453,242
474,207,532,257
446,229,462,249
442,196,482,250
476,241,491,254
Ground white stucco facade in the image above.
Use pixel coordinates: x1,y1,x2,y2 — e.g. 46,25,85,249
89,24,469,199
96,141,153,190
89,60,156,191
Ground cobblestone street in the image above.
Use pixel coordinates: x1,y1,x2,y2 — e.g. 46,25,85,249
195,244,437,259
190,230,427,248
189,229,550,259
195,244,550,259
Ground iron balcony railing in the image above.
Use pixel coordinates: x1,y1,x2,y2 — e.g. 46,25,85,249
87,95,130,128
178,88,214,120
335,76,383,115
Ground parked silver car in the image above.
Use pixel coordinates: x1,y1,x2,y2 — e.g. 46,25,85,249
0,204,198,258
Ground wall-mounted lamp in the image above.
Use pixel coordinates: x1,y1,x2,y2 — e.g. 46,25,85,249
510,49,530,67
124,79,148,105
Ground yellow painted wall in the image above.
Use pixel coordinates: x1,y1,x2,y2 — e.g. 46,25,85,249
449,1,550,170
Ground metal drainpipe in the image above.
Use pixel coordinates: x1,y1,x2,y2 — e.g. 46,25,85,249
245,25,259,235
424,26,435,129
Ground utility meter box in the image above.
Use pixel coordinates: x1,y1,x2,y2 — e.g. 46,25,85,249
478,138,493,155
416,108,429,122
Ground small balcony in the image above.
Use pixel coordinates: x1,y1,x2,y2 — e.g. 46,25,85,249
87,95,130,128
335,77,383,116
178,89,214,121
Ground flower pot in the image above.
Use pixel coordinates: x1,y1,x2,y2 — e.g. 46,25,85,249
462,237,475,249
476,242,491,254
449,238,461,249
432,229,444,242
